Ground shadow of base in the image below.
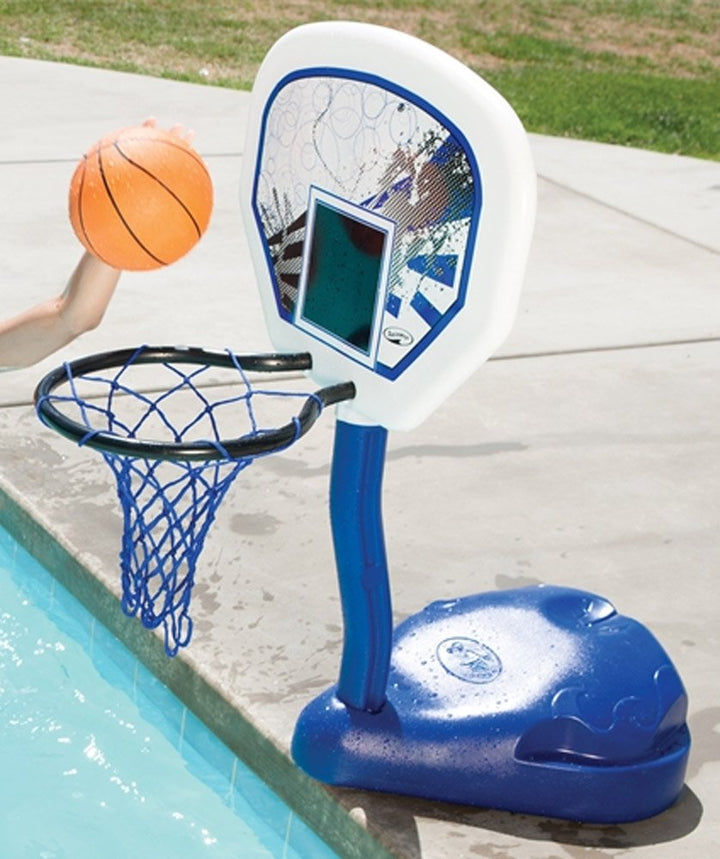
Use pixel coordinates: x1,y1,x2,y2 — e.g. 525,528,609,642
345,784,703,859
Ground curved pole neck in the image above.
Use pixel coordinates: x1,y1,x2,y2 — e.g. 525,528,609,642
329,419,393,713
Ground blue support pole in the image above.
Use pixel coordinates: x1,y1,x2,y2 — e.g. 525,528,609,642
329,419,392,713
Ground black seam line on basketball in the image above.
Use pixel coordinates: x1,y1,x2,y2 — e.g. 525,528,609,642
97,146,168,266
77,155,101,259
113,140,203,238
106,134,208,172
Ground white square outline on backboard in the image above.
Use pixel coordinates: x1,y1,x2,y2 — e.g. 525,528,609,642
295,186,396,370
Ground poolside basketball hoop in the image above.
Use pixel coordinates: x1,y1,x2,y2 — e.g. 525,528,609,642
233,21,689,823
32,19,690,826
35,345,354,656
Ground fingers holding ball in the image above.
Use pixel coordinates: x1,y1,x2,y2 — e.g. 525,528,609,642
69,124,213,271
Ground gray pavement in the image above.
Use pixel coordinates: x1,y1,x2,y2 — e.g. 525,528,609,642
1,54,719,858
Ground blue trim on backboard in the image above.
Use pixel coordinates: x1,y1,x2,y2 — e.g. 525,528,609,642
250,66,484,381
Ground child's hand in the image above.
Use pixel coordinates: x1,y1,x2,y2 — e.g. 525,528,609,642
142,116,195,144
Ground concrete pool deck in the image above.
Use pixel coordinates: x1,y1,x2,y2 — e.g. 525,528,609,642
1,54,719,857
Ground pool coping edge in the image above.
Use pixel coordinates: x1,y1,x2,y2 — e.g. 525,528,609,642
0,478,396,859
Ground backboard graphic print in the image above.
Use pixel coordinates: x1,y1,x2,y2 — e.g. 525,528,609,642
250,70,482,379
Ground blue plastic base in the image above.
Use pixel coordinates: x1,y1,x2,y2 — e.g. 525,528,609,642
292,586,690,823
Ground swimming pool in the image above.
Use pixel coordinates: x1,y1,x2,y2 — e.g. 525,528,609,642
0,524,339,858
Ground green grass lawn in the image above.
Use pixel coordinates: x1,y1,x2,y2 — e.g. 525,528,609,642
1,0,718,159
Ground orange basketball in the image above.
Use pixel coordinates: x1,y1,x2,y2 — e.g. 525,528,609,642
69,125,213,271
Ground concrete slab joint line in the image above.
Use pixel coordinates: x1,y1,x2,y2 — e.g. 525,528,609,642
539,173,720,257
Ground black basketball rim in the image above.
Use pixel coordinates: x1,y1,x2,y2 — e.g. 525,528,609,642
34,345,356,462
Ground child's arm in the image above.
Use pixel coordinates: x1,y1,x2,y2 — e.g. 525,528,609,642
0,252,120,371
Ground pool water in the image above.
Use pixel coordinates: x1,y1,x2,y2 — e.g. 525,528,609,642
0,526,338,859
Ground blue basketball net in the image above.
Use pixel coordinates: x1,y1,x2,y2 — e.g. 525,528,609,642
109,449,245,656
35,346,348,657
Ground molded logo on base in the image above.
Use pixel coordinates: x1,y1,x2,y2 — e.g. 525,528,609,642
437,637,502,684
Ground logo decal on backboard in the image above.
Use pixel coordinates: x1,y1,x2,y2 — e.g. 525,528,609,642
383,326,414,347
